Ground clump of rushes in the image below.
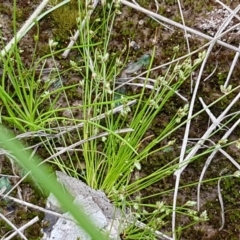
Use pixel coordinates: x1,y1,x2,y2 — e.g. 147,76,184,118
0,38,80,132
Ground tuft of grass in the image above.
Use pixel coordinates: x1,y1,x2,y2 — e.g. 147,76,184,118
0,0,207,238
2,0,240,239
0,45,78,132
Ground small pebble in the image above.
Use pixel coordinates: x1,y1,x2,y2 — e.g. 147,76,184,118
129,41,140,50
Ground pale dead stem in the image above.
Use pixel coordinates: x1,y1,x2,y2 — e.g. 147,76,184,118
120,0,240,53
0,0,50,58
0,213,39,240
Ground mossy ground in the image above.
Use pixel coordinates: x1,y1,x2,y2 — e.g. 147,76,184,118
1,0,240,239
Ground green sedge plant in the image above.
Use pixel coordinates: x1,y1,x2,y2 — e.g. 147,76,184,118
0,2,209,239
0,0,222,239
0,0,86,133
0,28,79,133
36,1,210,238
